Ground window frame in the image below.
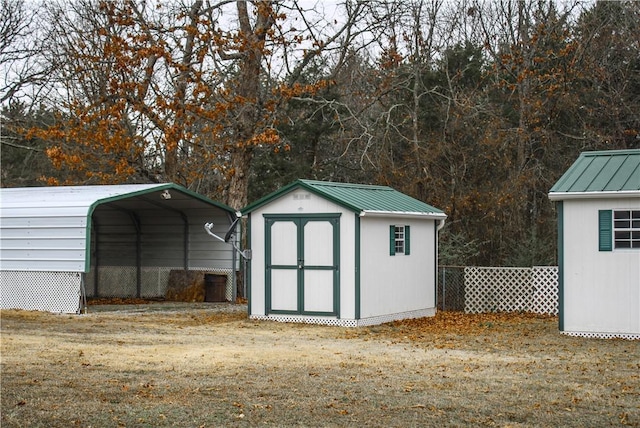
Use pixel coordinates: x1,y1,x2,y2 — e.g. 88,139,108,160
394,225,405,254
389,225,410,256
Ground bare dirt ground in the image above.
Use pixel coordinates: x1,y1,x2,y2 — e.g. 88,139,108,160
1,303,639,427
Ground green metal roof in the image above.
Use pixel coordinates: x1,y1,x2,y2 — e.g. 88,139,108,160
242,179,445,217
549,149,640,198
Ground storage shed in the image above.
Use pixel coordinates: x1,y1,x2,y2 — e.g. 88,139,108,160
0,183,238,313
241,180,446,327
549,149,640,339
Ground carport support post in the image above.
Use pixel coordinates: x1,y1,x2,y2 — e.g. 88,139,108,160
129,212,142,298
80,273,88,313
182,217,189,271
93,221,100,297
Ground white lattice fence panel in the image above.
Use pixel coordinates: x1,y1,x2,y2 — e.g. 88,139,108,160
464,266,558,314
0,271,82,313
464,267,533,313
531,267,558,315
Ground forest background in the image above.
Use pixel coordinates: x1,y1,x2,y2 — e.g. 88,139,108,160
1,0,639,267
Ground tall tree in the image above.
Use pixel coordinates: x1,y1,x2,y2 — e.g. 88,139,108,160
0,0,49,104
573,1,640,151
25,0,371,208
1,0,55,188
6,0,639,267
465,0,583,264
1,103,58,186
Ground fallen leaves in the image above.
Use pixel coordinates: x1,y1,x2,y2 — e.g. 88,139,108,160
392,311,555,336
342,311,557,345
2,305,637,428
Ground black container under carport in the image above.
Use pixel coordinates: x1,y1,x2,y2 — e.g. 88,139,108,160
204,274,227,302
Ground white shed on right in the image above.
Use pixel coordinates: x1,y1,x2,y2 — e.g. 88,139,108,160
549,149,640,339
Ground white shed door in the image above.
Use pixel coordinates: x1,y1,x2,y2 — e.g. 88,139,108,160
265,216,339,316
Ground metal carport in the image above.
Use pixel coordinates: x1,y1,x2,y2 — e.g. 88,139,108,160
0,183,238,313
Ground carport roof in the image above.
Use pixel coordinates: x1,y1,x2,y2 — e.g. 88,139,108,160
0,183,236,272
549,149,640,200
242,179,446,218
0,183,235,214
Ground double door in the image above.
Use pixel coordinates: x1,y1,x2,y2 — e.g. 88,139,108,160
265,215,339,316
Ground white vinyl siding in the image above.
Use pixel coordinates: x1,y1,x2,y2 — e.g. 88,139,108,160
362,218,433,318
563,199,640,335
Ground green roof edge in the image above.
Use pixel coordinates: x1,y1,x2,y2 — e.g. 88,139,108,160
241,180,360,215
241,179,444,215
575,149,640,156
87,183,236,216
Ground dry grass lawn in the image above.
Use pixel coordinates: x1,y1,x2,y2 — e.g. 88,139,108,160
1,303,639,427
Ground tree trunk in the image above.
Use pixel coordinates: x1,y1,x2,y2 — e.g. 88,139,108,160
226,147,253,210
165,0,202,184
223,1,273,209
516,0,531,172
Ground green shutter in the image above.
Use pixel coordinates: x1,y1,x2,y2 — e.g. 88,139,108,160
404,225,410,255
599,210,612,252
389,225,396,256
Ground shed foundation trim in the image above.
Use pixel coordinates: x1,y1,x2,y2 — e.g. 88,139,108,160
250,307,436,327
561,331,639,340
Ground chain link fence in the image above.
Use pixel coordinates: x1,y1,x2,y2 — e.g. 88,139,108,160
84,266,234,301
437,266,466,311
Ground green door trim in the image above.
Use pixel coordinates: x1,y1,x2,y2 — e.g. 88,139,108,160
264,214,341,317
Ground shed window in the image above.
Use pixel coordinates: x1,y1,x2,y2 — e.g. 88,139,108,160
613,210,640,249
389,225,410,256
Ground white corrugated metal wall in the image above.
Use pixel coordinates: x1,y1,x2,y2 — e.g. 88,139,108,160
0,184,238,313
